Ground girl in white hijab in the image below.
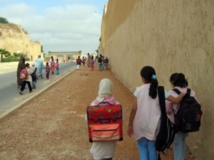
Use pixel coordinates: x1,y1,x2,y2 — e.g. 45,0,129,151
89,78,119,160
92,78,117,106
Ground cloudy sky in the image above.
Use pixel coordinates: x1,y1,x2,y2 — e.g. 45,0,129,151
0,0,108,54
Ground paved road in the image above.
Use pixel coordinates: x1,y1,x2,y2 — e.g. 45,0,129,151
0,62,76,115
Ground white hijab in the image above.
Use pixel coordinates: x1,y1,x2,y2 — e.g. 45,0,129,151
96,78,113,102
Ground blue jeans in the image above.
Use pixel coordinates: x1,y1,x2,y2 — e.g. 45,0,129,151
56,68,59,74
137,137,157,160
99,63,103,71
173,132,188,160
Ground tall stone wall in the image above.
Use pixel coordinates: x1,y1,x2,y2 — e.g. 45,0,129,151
0,23,41,61
100,0,214,159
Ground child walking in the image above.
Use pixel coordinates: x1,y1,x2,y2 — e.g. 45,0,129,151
82,57,86,67
76,56,82,69
90,56,95,71
19,63,33,95
31,63,37,89
55,59,60,75
166,73,199,160
45,62,50,79
88,78,121,160
50,56,55,74
127,66,184,160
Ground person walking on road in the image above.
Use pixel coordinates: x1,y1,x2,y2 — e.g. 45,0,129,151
19,63,33,95
45,62,50,79
55,59,60,75
76,56,82,69
98,55,104,71
88,78,121,160
50,56,55,74
31,63,37,89
90,56,95,71
166,73,199,160
103,57,109,69
35,55,44,79
82,56,86,67
17,55,26,88
87,53,91,67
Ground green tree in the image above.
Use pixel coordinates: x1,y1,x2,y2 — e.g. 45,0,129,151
0,49,11,61
0,17,9,24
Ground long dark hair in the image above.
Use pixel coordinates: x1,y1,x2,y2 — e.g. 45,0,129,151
170,73,188,88
140,66,158,99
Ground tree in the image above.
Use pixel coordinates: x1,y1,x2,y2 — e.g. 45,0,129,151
0,49,11,62
0,17,9,24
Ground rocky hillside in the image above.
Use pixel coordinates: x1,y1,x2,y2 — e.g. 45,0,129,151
0,23,41,61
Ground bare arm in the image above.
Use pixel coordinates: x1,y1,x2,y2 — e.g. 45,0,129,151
166,92,185,104
127,97,137,137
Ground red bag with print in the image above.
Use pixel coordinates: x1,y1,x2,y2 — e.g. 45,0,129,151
20,68,28,80
87,102,123,142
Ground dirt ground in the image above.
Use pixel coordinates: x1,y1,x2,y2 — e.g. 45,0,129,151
0,64,196,160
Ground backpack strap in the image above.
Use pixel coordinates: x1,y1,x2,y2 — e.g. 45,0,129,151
33,68,37,74
172,88,181,95
157,86,167,159
186,88,191,96
157,86,166,113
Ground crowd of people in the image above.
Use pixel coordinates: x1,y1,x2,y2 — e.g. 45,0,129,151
76,53,109,71
17,55,60,95
17,53,109,95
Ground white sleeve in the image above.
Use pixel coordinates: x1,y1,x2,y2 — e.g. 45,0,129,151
164,90,170,99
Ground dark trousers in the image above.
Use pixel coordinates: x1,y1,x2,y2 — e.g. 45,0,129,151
20,81,32,92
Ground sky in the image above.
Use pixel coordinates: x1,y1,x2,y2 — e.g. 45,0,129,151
0,0,108,54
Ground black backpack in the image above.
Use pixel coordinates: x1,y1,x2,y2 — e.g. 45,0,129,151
98,57,102,63
156,86,176,160
31,68,37,81
173,88,203,133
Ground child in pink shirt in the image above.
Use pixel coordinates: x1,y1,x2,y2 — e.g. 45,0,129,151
90,56,95,71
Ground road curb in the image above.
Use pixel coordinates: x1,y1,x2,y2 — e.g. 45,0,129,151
0,67,76,122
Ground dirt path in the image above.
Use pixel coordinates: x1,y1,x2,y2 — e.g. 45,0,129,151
0,65,196,160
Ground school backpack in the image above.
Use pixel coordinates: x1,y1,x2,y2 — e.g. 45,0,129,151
31,68,37,81
104,58,109,63
77,59,81,64
173,88,203,133
98,57,102,63
156,86,176,160
87,102,123,142
20,68,28,80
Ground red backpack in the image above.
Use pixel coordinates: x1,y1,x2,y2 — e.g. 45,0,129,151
20,68,28,80
77,59,81,64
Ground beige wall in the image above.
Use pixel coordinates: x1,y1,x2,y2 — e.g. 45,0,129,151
100,0,214,159
0,24,41,61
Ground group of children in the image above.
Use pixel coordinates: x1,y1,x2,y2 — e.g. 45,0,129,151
19,58,60,95
76,54,109,71
46,58,60,79
89,66,198,160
